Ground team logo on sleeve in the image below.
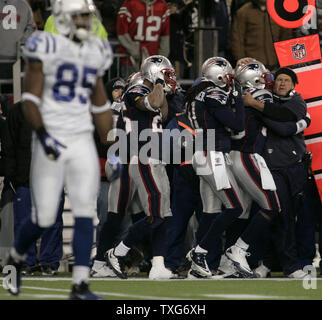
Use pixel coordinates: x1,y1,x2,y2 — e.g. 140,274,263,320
291,43,307,60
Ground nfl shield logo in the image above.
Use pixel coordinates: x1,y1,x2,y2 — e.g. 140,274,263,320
291,43,306,60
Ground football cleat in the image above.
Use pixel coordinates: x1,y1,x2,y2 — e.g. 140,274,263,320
287,269,308,279
225,245,254,277
69,281,104,300
186,248,212,277
90,263,117,278
187,268,208,279
42,266,58,276
254,261,271,278
105,249,127,279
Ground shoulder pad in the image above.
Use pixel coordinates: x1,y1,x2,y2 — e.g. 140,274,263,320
94,37,113,76
205,87,229,105
249,88,273,103
127,84,150,96
23,31,57,61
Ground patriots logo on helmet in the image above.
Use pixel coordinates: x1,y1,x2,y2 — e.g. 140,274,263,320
148,57,163,64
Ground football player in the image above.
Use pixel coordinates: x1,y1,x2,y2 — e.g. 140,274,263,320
4,0,113,300
105,55,178,280
184,57,247,278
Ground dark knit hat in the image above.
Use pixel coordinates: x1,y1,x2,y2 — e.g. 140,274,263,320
274,68,298,85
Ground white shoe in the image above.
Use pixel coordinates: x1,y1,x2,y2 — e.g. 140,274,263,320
225,245,253,277
90,263,116,278
218,255,237,276
105,249,127,279
254,261,271,278
288,269,307,279
149,265,174,280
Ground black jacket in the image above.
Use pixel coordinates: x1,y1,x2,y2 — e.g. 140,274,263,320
263,93,307,169
2,102,32,189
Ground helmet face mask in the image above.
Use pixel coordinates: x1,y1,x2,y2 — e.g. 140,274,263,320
140,55,177,93
235,61,271,90
201,57,234,89
52,0,98,41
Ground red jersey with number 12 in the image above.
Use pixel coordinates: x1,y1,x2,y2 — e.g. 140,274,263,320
117,0,170,57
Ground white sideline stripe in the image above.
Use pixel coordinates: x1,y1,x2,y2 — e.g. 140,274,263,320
202,294,305,299
1,277,321,281
22,286,187,300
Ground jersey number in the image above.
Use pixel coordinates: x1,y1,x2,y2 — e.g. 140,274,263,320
134,16,161,41
53,64,97,104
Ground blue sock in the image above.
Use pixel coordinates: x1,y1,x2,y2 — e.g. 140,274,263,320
15,218,44,255
72,218,93,267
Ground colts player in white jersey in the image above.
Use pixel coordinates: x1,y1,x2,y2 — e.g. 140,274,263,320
4,0,114,300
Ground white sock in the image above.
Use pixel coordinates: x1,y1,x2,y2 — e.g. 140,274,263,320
92,260,105,269
10,247,26,262
73,265,89,285
151,256,165,267
195,245,208,254
236,237,249,251
114,241,130,257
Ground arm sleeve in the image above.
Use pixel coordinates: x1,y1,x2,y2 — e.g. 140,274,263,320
260,116,297,137
206,93,245,132
116,1,131,35
263,102,298,121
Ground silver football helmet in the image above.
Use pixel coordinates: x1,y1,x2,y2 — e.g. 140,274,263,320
201,57,234,89
127,72,144,89
140,55,176,93
235,60,271,90
51,0,98,41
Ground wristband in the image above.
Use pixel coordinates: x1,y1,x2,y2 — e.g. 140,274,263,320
91,101,111,114
144,96,156,112
22,92,41,107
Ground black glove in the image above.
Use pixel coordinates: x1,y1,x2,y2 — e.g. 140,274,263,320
36,127,66,160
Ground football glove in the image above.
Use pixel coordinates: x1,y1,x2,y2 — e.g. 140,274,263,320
105,154,122,182
36,127,66,160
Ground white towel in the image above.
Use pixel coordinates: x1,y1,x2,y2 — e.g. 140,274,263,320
253,153,276,191
210,151,231,190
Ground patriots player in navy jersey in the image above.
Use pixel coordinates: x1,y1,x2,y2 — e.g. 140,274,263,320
184,57,247,278
105,55,180,280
